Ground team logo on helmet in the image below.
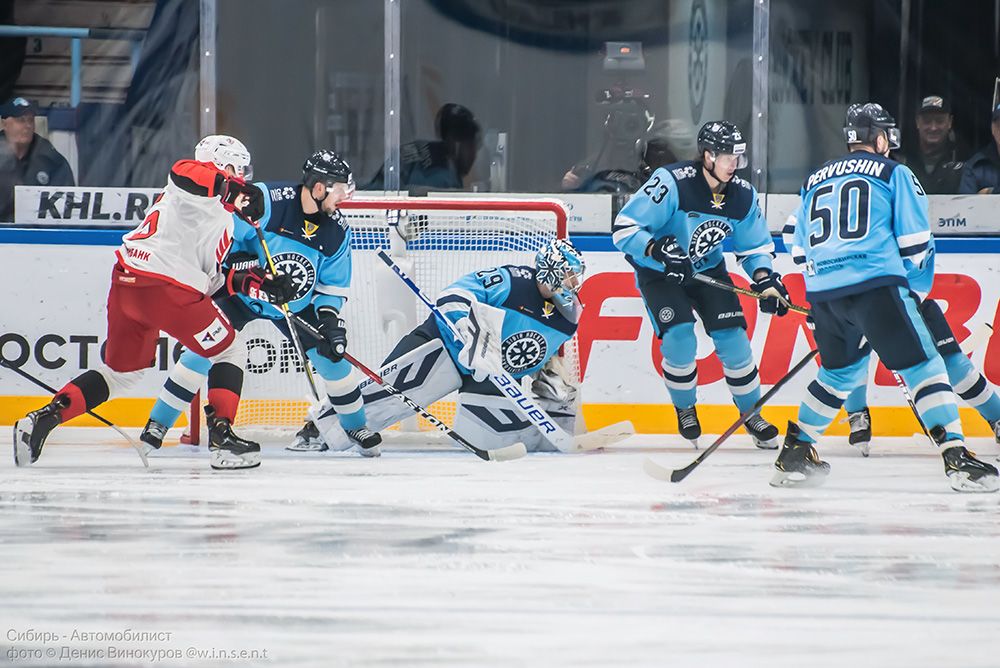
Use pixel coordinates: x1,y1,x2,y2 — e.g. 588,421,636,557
502,331,548,374
270,252,315,302
688,219,731,259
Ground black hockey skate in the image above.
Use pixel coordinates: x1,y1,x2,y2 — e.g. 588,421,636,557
932,426,999,493
770,421,831,488
139,419,167,457
675,406,701,449
744,413,779,449
286,420,327,452
206,406,261,470
847,407,872,457
13,396,68,467
346,427,382,458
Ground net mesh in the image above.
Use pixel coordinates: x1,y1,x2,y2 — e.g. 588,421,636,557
225,198,577,436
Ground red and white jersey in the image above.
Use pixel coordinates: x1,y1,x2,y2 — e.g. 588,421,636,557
116,160,235,294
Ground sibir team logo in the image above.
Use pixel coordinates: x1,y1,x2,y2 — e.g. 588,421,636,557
502,331,548,374
658,307,675,323
688,0,708,123
688,219,730,259
36,171,50,185
271,252,316,301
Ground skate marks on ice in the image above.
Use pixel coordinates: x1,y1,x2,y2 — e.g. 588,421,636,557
1,432,1000,666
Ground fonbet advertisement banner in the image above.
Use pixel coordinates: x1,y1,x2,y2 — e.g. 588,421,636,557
2,242,999,435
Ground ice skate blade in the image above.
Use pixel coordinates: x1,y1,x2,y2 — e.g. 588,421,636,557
12,420,33,467
752,436,779,450
285,441,329,453
358,445,381,458
687,438,700,451
947,471,1000,493
769,467,829,488
853,442,871,457
210,451,262,470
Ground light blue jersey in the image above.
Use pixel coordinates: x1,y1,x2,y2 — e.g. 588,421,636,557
784,151,930,302
612,160,774,276
228,181,352,318
436,265,578,379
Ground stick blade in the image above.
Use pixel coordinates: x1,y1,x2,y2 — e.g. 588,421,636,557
488,442,528,461
575,421,636,451
642,457,674,481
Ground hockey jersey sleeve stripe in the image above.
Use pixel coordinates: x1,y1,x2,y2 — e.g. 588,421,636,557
733,241,775,260
896,229,931,251
790,244,807,264
899,241,929,257
169,160,225,198
437,288,475,307
314,283,350,297
610,215,644,245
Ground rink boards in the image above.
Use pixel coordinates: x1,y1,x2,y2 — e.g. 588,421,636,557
1,231,999,436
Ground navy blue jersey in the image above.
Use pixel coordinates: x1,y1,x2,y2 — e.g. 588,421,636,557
784,151,930,301
612,160,774,276
228,181,352,319
436,265,578,379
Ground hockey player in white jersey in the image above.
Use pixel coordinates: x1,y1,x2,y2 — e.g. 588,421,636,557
138,150,382,457
308,239,586,453
13,135,294,471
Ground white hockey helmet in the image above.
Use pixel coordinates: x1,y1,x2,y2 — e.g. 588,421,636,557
194,135,253,179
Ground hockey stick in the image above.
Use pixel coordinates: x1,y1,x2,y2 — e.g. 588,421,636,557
644,348,819,483
281,310,526,462
377,248,577,453
242,215,322,402
692,273,809,315
1,358,149,468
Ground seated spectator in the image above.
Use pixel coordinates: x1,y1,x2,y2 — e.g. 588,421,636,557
900,95,965,193
366,103,482,191
0,97,75,222
959,103,1000,194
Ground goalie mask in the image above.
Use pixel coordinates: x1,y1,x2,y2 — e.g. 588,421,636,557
535,239,586,309
195,135,252,179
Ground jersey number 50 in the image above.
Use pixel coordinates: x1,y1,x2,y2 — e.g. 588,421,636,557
808,178,870,247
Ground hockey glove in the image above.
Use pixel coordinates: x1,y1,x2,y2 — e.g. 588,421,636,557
226,265,296,305
647,235,692,284
751,270,790,317
316,306,348,362
220,177,265,221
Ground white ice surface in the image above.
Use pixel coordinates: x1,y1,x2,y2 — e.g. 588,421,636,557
2,428,1000,668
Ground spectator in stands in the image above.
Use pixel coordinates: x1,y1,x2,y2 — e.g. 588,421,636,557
366,103,482,191
959,103,1000,195
900,95,965,194
0,97,75,222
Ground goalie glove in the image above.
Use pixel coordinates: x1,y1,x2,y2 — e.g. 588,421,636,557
455,300,506,382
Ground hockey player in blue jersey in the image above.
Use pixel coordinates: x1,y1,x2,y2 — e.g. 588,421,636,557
836,238,1000,456
612,120,787,449
777,102,998,492
139,150,383,458
321,239,585,453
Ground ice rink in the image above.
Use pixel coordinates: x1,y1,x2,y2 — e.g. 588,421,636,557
2,427,1000,667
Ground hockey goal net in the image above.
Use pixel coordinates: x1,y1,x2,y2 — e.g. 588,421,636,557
186,197,577,444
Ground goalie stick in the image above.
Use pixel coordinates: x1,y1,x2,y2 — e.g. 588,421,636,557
281,310,527,462
644,348,819,483
1,358,149,468
378,248,579,453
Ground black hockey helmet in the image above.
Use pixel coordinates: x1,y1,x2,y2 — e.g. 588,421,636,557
696,121,748,168
302,149,353,188
843,103,900,150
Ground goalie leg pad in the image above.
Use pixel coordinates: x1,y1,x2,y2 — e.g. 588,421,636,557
361,335,462,433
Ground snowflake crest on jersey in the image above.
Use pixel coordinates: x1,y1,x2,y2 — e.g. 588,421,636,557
534,239,585,308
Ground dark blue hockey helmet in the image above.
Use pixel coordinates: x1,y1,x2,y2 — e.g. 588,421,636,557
844,103,900,150
303,150,353,187
696,121,748,168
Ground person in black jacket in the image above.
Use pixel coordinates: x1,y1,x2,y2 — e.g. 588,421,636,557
900,95,966,194
0,97,75,222
959,103,1000,195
